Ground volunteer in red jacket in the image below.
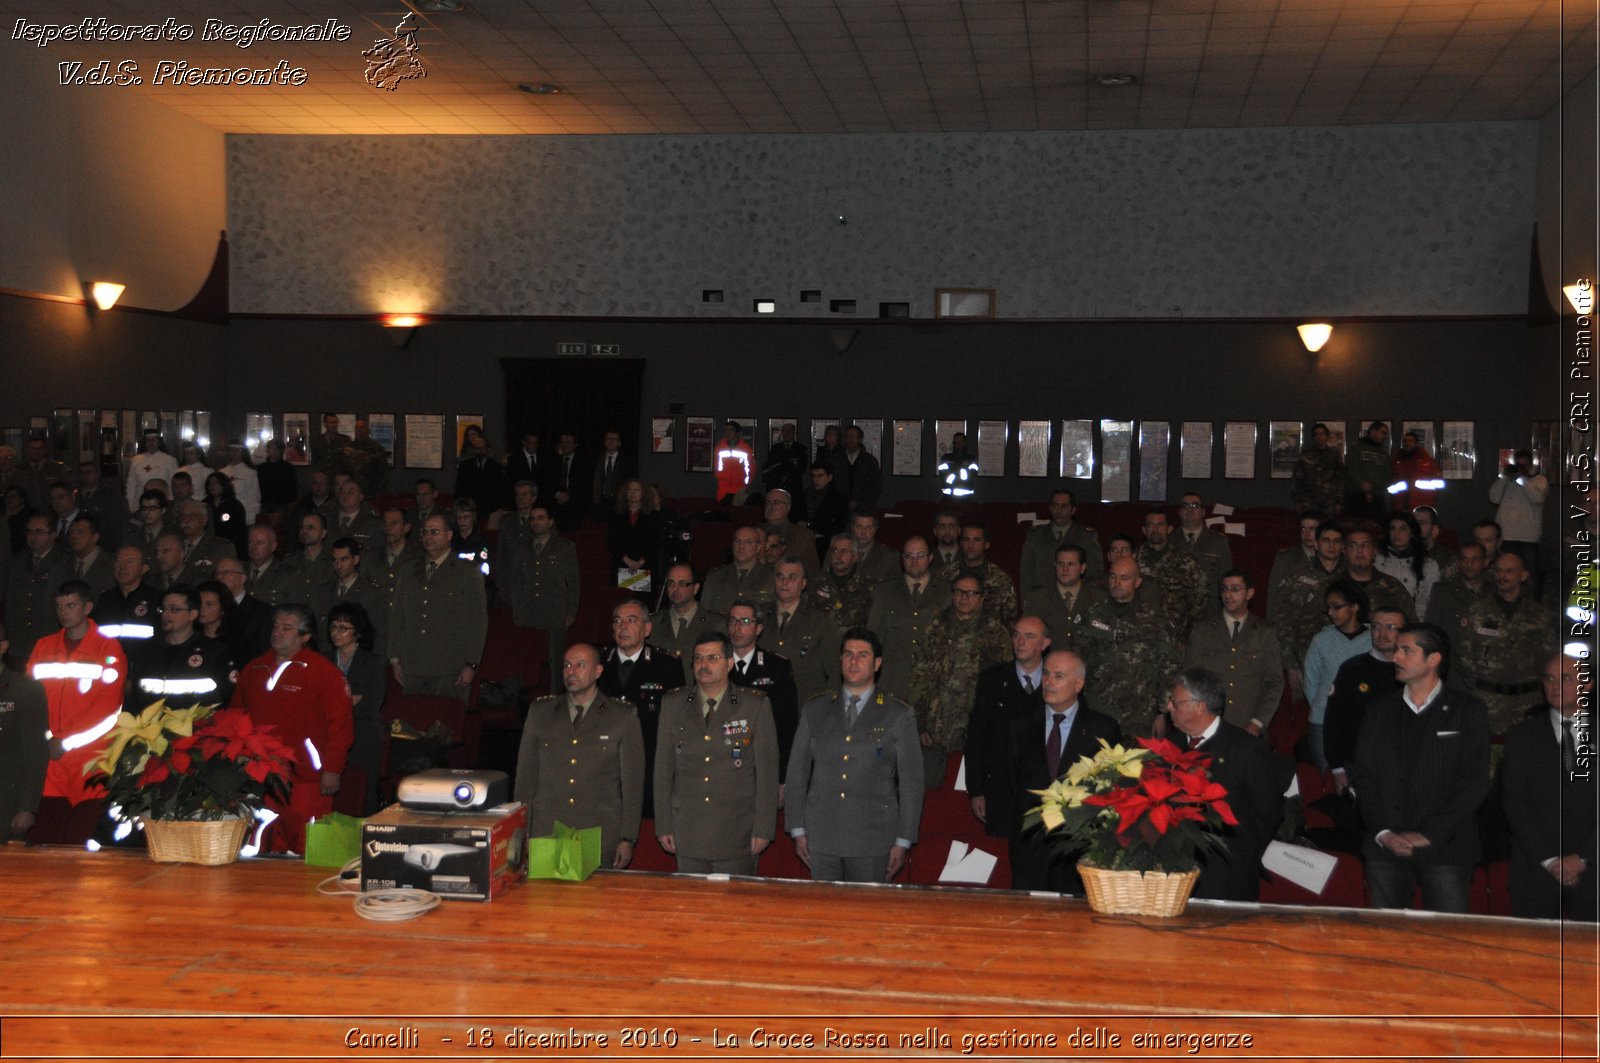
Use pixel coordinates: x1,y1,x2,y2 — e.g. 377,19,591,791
28,579,126,843
715,420,757,505
230,603,353,854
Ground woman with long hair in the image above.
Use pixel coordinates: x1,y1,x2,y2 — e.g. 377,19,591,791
325,600,387,815
1375,511,1441,619
204,471,248,558
607,477,660,578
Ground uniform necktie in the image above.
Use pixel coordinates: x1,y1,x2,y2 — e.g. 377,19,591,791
778,611,790,633
76,559,87,578
424,560,437,581
738,659,748,676
1230,620,1241,643
703,696,716,722
676,616,686,638
1046,712,1065,778
845,694,860,727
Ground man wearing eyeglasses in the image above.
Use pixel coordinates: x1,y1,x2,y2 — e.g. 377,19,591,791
647,563,725,684
654,631,778,876
387,513,487,700
725,600,798,773
598,599,682,820
125,585,235,711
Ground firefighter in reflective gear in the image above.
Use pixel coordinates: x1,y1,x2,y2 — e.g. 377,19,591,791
28,580,126,808
125,586,236,712
715,421,757,505
938,433,980,499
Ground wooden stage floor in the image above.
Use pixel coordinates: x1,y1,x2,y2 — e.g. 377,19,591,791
0,847,1593,1061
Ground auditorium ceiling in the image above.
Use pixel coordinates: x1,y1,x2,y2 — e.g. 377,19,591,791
4,0,1595,134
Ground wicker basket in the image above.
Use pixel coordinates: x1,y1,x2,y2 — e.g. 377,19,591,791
141,817,250,866
1078,862,1200,917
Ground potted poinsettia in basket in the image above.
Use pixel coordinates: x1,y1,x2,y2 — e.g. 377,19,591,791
1026,737,1237,916
87,700,298,865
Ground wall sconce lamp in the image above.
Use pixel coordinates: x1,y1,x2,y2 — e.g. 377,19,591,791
383,313,424,348
1564,282,1593,316
1297,322,1333,354
85,281,125,311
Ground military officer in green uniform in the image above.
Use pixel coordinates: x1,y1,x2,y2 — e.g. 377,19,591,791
1274,520,1346,697
1022,543,1108,655
1455,552,1557,733
953,520,1018,623
514,642,644,869
1077,557,1174,737
0,623,49,841
504,503,580,694
806,534,873,630
1135,509,1209,640
908,573,1011,788
387,513,488,701
648,563,726,683
341,418,391,501
653,631,779,876
1292,422,1345,515
700,526,776,616
3,515,64,666
865,535,952,702
1342,526,1417,623
1020,488,1103,592
759,557,840,702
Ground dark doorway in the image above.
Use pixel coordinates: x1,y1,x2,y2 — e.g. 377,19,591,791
500,357,645,460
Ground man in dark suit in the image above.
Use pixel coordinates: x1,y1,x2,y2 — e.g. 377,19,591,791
965,614,1051,842
598,599,684,821
1351,623,1491,913
1500,653,1596,921
550,432,591,532
762,423,809,513
214,556,274,666
993,649,1121,891
1166,667,1288,902
505,432,548,501
785,626,922,883
590,430,636,514
725,599,798,773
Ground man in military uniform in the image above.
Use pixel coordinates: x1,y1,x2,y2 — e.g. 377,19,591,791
515,642,644,869
341,418,390,501
0,623,49,841
848,508,901,585
314,539,387,654
1174,493,1234,590
1077,557,1173,737
1275,520,1346,698
954,520,1018,622
245,525,294,605
388,514,489,700
1413,505,1457,574
503,503,579,694
313,413,351,480
125,586,236,711
173,499,234,582
147,533,188,592
758,557,839,702
1292,422,1345,515
1425,540,1491,628
1020,488,1103,592
368,509,419,616
329,479,384,555
1135,509,1209,642
122,489,171,568
866,536,952,701
282,512,336,607
653,631,779,876
1022,543,1106,655
1266,513,1323,632
762,489,818,576
806,534,873,631
930,511,963,578
404,479,443,547
1343,526,1416,622
908,573,1011,788
5,514,63,665
700,526,775,616
1344,421,1395,522
1181,570,1284,735
785,627,923,883
648,563,726,683
1456,552,1557,734
726,599,799,773
74,461,126,540
598,599,683,820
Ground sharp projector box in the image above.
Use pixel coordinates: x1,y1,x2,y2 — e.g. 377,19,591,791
360,801,528,901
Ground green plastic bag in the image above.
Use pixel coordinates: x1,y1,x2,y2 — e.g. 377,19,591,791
304,812,365,868
528,821,601,881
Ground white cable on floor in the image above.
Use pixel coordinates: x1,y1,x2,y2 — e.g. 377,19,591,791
316,858,442,922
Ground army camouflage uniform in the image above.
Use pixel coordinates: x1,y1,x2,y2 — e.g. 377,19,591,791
1455,594,1557,734
1076,595,1176,736
805,565,873,630
1349,571,1417,624
1292,445,1345,515
907,610,1011,751
930,552,962,584
952,559,1018,624
1274,561,1344,670
1135,542,1209,640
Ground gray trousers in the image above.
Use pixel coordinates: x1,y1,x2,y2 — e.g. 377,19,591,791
676,851,758,876
810,850,887,884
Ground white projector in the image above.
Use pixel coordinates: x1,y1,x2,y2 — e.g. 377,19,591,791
397,769,511,812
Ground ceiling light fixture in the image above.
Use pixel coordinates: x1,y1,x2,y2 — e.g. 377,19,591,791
85,281,125,311
1093,73,1139,87
518,82,564,95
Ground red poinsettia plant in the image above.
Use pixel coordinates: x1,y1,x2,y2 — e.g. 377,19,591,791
88,700,297,822
1025,737,1237,873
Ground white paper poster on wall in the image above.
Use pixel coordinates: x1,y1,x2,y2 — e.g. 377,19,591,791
1059,419,1094,480
1223,421,1257,479
404,414,444,469
891,419,922,477
976,420,1008,477
1180,421,1212,480
1100,420,1133,502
